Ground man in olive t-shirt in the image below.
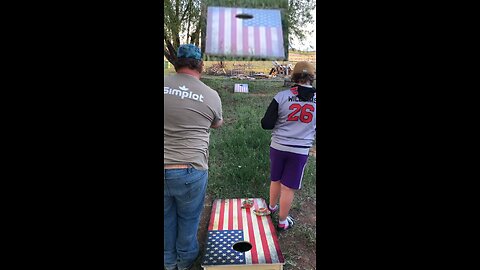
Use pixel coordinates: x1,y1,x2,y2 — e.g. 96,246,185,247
164,44,223,270
164,74,223,169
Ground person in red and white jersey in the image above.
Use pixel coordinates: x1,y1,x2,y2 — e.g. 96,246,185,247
261,61,316,231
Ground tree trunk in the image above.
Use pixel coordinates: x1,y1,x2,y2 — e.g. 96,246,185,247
186,14,191,43
190,26,200,46
164,38,178,68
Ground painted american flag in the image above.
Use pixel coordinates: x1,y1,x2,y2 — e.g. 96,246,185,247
205,6,286,59
202,198,285,267
234,83,249,93
203,230,246,265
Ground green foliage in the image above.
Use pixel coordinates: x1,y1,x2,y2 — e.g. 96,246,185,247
287,0,315,43
164,0,202,46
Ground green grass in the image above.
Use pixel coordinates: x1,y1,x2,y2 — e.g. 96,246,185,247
165,74,317,270
200,76,317,202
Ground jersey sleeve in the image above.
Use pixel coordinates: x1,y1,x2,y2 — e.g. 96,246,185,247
261,99,279,130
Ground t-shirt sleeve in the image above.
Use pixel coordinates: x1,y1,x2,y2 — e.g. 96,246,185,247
211,92,223,122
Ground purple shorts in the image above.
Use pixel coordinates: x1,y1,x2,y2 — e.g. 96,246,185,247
270,147,309,190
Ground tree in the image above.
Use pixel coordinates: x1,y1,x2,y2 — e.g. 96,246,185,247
163,0,316,66
286,0,315,46
164,0,202,65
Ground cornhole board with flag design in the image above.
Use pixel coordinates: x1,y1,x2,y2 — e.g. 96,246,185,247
234,84,249,93
201,198,285,270
205,6,286,59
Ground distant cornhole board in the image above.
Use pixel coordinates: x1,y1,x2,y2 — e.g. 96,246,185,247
205,6,286,59
201,198,285,270
234,84,249,93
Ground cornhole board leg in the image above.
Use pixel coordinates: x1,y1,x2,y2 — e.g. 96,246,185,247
201,198,285,270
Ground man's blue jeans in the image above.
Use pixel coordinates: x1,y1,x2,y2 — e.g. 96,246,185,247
164,167,208,270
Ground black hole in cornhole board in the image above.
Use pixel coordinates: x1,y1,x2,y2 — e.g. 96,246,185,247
232,241,252,252
236,13,253,19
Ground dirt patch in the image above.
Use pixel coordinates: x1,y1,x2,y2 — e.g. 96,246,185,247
190,194,316,270
277,198,317,270
309,146,316,158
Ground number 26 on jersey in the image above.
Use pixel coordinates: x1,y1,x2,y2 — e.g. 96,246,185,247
287,104,315,123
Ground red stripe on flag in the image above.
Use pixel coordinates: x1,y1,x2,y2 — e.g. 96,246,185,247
218,199,225,230
252,198,272,263
228,198,234,230
245,203,259,264
237,198,243,230
256,214,272,263
208,199,217,231
277,27,284,58
266,27,272,56
231,8,237,55
267,215,285,263
206,8,213,54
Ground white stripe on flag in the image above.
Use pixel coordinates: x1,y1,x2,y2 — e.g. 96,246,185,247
232,198,238,230
224,8,231,54
252,198,266,263
236,8,243,55
247,26,255,55
205,8,212,54
270,27,279,57
259,26,267,57
277,27,285,58
223,199,229,230
211,8,220,54
212,199,221,230
241,203,251,264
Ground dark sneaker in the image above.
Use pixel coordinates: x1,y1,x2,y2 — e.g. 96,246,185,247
277,215,295,231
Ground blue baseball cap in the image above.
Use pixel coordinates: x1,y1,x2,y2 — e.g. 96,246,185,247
177,44,202,60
